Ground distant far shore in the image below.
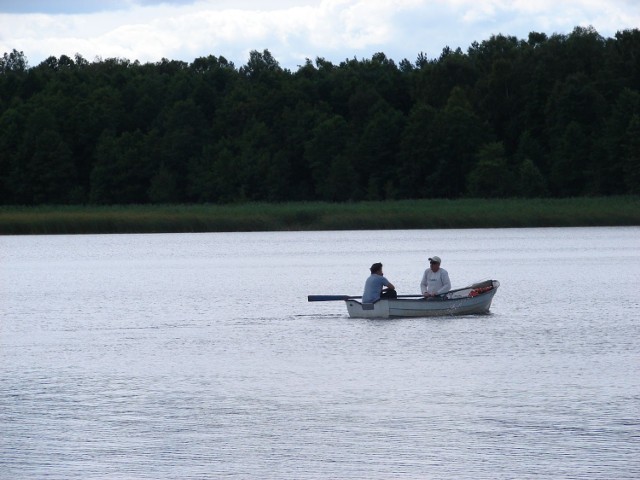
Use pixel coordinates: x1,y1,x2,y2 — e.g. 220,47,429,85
0,197,638,235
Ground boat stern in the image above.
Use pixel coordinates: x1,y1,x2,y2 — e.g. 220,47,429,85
345,299,391,318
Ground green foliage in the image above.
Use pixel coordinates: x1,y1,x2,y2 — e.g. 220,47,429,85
0,49,28,73
623,115,640,194
0,27,639,206
466,142,515,197
305,114,353,201
517,158,548,197
427,89,491,197
549,121,589,196
89,130,156,203
596,89,640,194
396,103,438,198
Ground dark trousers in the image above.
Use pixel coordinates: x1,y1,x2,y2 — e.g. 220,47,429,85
381,289,397,299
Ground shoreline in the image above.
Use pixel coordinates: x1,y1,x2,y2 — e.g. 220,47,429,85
1,197,638,235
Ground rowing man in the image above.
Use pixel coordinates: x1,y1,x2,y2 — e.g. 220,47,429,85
421,256,451,299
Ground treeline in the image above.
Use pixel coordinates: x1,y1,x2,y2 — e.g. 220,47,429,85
1,25,639,205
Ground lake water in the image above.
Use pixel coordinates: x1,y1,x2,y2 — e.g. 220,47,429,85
1,227,639,479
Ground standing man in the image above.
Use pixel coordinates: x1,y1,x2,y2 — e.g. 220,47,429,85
421,256,451,299
362,262,396,303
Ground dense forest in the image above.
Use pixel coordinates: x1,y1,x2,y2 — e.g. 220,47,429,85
1,26,639,205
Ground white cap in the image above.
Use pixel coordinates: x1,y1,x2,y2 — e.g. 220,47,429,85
429,256,441,264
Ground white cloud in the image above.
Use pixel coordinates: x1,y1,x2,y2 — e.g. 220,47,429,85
0,0,638,69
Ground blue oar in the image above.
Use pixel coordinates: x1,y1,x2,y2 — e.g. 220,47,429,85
307,295,354,301
307,294,424,302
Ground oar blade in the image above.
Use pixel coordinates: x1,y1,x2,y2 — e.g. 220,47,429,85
307,295,351,302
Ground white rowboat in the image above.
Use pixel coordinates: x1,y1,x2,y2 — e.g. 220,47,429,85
309,280,500,319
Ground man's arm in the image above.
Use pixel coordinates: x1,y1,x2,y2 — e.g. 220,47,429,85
383,277,395,290
420,271,428,294
437,270,451,294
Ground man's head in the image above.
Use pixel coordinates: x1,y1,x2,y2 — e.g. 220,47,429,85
370,262,383,274
429,256,441,272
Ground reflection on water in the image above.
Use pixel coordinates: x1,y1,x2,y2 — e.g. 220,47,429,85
1,227,639,479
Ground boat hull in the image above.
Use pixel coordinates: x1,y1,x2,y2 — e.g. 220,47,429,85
345,280,499,318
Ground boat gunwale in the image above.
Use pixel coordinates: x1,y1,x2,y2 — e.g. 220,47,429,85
346,281,499,307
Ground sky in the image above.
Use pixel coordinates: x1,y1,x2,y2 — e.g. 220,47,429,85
0,0,638,70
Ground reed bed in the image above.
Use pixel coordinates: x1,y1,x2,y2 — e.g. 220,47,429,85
0,197,638,235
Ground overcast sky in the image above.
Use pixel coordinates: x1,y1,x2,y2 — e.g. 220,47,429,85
1,0,638,70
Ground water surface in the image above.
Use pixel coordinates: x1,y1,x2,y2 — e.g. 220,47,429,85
1,227,639,479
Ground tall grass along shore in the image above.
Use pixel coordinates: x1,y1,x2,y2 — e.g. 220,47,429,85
0,197,638,235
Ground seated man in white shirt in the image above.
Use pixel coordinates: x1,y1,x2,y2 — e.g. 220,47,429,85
420,256,451,299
